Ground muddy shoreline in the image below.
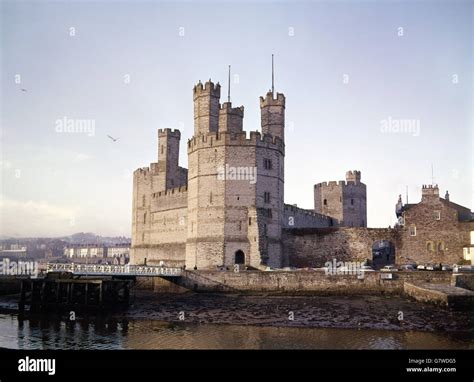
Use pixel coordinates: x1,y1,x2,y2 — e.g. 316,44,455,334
0,291,472,335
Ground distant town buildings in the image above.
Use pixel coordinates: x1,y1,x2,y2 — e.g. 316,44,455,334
0,244,27,259
64,243,130,264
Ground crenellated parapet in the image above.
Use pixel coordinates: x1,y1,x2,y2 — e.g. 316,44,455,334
315,180,364,188
187,130,284,154
158,128,181,138
193,79,221,100
219,102,244,117
259,91,286,108
152,185,188,198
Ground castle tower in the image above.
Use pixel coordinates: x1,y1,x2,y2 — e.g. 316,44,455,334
260,91,285,141
345,170,361,183
314,170,367,227
157,128,181,189
193,80,220,136
219,102,244,133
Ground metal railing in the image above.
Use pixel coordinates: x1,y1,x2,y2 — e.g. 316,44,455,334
46,263,182,277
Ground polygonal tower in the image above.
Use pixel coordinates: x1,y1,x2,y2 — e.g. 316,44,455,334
314,170,367,227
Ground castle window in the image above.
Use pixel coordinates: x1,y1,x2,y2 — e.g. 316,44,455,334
263,224,267,236
323,199,327,206
142,195,146,207
264,158,272,170
438,242,445,251
426,241,434,252
249,217,252,226
434,211,441,220
238,221,242,231
264,192,271,203
161,145,164,155
143,212,147,224
209,192,213,204
409,224,416,237
351,199,354,206
141,233,145,242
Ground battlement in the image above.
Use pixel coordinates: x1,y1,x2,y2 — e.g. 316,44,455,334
346,170,361,183
284,204,332,220
193,79,221,99
219,102,244,117
158,128,181,138
259,91,286,108
134,167,150,176
314,180,365,188
187,130,284,153
152,185,188,198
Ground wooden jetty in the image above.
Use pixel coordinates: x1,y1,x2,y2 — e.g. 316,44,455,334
18,273,133,313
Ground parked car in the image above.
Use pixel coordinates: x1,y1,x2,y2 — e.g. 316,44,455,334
361,265,374,272
441,264,453,271
381,265,398,272
454,265,474,273
426,264,441,271
400,264,416,271
417,264,426,270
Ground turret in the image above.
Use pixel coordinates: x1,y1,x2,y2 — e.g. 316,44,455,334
346,170,361,184
260,91,285,141
218,102,244,133
193,80,220,136
158,128,181,189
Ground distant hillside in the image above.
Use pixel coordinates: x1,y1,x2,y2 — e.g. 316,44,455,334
64,232,130,245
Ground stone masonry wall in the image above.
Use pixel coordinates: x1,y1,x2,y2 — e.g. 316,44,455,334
398,193,473,265
283,227,402,268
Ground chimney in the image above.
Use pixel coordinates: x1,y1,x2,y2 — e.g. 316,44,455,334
445,190,450,201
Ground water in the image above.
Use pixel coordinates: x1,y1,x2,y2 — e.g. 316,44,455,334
0,314,471,350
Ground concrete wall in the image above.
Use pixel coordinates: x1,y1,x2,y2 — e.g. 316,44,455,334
452,273,474,291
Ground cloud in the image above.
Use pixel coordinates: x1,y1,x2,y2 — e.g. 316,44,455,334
0,197,81,237
73,153,92,162
0,160,12,170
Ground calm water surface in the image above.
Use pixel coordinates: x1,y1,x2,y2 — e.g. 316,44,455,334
0,314,471,350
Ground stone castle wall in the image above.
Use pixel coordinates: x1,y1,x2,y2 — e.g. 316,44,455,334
283,227,401,268
283,204,334,229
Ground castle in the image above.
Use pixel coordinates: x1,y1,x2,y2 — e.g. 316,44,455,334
131,79,473,269
131,79,368,269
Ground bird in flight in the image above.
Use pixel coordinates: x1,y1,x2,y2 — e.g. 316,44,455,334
107,135,120,142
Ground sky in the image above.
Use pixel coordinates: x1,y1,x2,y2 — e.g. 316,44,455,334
0,0,472,237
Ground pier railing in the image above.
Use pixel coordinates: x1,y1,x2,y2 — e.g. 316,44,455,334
46,263,182,277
